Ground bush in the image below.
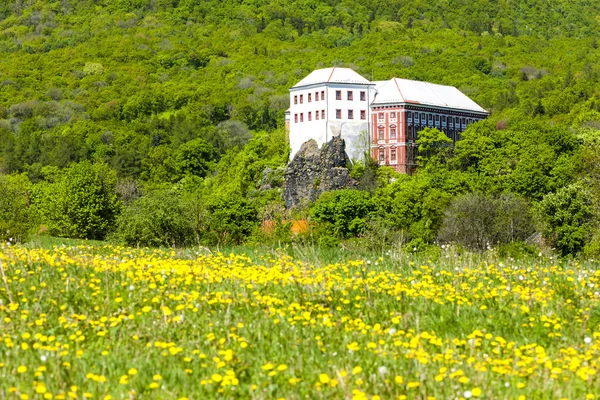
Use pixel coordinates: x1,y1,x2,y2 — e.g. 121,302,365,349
110,189,195,248
438,193,534,251
204,195,259,245
310,190,375,238
32,161,121,240
537,183,594,257
0,174,32,243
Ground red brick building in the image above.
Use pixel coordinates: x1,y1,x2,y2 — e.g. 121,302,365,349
371,78,488,173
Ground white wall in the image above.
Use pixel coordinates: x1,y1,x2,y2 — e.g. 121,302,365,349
288,83,374,161
289,84,328,159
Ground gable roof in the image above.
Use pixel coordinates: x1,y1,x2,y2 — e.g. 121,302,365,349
292,67,373,88
372,78,488,114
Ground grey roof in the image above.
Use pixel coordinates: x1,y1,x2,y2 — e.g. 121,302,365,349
373,78,488,114
292,67,373,88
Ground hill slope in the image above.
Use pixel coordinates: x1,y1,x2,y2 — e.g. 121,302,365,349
0,0,599,178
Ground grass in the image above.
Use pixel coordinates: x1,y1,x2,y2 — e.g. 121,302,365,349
0,241,599,399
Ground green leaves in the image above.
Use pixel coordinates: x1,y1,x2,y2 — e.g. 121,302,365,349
311,190,375,238
537,183,594,257
0,173,31,243
31,161,121,240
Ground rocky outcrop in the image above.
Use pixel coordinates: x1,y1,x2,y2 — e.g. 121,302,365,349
284,137,357,209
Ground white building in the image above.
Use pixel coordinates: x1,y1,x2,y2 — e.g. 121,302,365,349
287,67,489,173
288,67,376,161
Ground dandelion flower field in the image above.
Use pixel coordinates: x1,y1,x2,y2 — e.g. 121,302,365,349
1,245,600,399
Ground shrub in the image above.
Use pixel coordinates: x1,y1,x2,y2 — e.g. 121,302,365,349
310,190,375,238
438,193,534,251
0,174,31,243
204,195,258,245
110,189,195,248
537,183,594,257
32,161,121,240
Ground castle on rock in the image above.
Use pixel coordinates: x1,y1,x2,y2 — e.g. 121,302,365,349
285,67,488,173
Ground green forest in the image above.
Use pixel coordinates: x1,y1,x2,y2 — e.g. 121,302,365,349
1,0,600,257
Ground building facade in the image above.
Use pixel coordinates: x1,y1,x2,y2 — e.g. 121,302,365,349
288,68,488,173
288,68,376,161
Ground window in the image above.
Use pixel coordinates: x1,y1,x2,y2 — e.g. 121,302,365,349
408,112,412,121
321,90,325,100
435,115,439,121
336,90,342,100
308,111,312,121
360,91,366,101
391,112,396,119
300,113,303,122
360,110,366,120
300,94,303,104
455,117,459,124
315,91,319,101
294,114,298,123
308,93,312,102
391,149,397,161
379,149,385,162
294,95,298,105
348,110,353,119
321,110,325,119
378,128,384,140
336,109,341,119
390,127,396,139
428,114,433,122
316,111,319,120
378,113,384,120
347,91,353,101
442,116,446,123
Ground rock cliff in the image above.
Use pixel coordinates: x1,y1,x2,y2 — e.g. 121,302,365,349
283,137,357,208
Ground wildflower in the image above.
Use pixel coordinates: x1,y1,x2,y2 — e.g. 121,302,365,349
319,374,330,384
